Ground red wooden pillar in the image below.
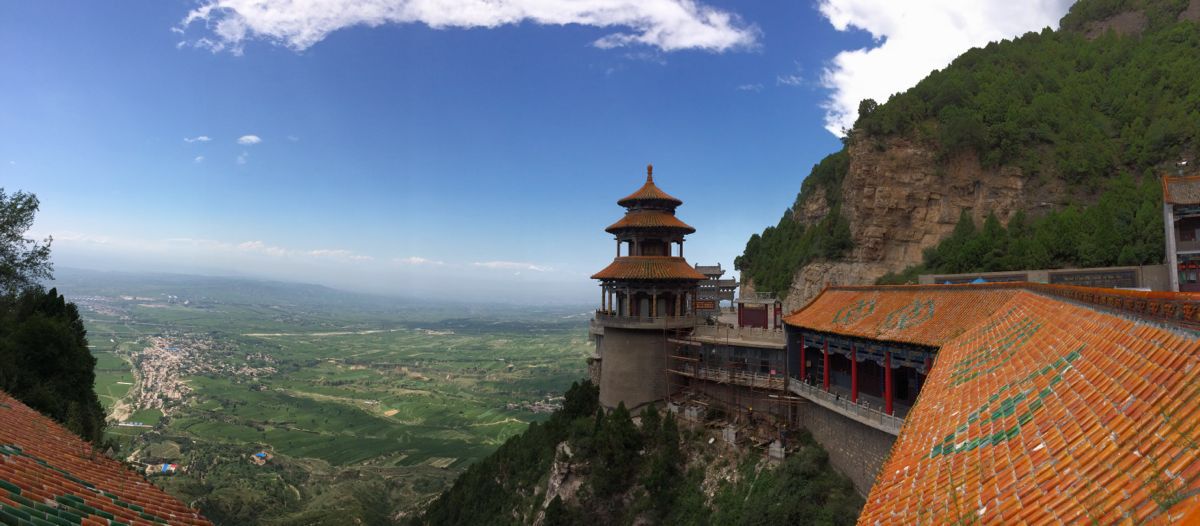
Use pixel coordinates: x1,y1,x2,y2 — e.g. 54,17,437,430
799,335,806,383
885,350,894,416
823,340,830,391
851,343,858,403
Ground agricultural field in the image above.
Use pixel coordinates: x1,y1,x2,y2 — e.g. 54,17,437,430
61,268,591,524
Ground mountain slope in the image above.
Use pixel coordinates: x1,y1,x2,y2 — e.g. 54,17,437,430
737,0,1200,310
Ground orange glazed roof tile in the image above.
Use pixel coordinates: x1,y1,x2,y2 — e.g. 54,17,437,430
591,256,706,281
0,390,212,525
785,284,1200,525
784,285,1022,346
616,165,683,207
605,210,696,234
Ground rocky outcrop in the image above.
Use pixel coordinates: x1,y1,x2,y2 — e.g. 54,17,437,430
532,442,584,526
1082,10,1148,39
781,136,1067,312
1182,0,1200,22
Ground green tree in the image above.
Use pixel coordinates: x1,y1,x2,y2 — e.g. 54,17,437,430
0,189,53,296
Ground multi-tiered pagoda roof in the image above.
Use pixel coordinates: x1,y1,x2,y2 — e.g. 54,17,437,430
592,165,705,282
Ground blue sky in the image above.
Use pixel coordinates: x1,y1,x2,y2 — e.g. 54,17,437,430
0,1,1073,303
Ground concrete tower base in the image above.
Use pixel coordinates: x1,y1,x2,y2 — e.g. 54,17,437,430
597,327,669,411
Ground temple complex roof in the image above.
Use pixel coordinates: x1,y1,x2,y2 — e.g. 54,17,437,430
0,390,212,525
1164,174,1200,204
605,210,696,234
617,165,683,208
591,257,706,281
784,283,1200,524
784,285,1022,346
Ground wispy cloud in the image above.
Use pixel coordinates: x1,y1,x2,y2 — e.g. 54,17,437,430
237,134,262,145
394,256,444,266
236,151,248,165
776,73,806,87
184,135,211,143
286,135,300,142
473,260,553,272
176,0,759,55
193,155,205,163
818,0,1072,136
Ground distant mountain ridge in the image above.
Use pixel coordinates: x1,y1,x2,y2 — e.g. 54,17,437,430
736,0,1200,311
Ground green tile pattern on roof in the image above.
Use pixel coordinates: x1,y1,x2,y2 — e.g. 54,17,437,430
0,390,211,526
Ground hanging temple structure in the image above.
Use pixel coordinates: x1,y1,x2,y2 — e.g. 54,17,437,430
591,166,1200,524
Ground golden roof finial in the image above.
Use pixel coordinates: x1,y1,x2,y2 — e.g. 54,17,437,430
647,163,654,183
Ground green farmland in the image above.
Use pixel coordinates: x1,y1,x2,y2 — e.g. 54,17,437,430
65,269,590,524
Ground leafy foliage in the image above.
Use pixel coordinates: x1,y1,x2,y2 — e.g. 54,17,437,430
744,3,1200,293
0,287,107,443
0,189,53,297
0,189,105,443
1059,0,1191,33
878,173,1163,283
709,434,861,526
415,380,861,525
413,380,599,525
856,14,1200,181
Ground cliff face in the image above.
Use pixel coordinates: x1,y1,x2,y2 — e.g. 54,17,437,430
739,0,1200,312
777,137,1061,312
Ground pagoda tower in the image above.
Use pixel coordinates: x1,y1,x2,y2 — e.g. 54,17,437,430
591,164,705,410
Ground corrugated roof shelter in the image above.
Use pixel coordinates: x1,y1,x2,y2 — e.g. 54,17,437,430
0,390,212,525
785,283,1200,524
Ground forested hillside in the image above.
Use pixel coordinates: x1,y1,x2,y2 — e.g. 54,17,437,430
737,0,1200,296
413,381,862,526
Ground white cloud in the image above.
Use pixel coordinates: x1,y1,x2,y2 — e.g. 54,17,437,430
473,260,553,272
237,134,262,145
818,0,1074,136
394,256,444,266
776,74,805,87
177,0,758,54
736,83,763,92
194,155,205,163
184,135,211,143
